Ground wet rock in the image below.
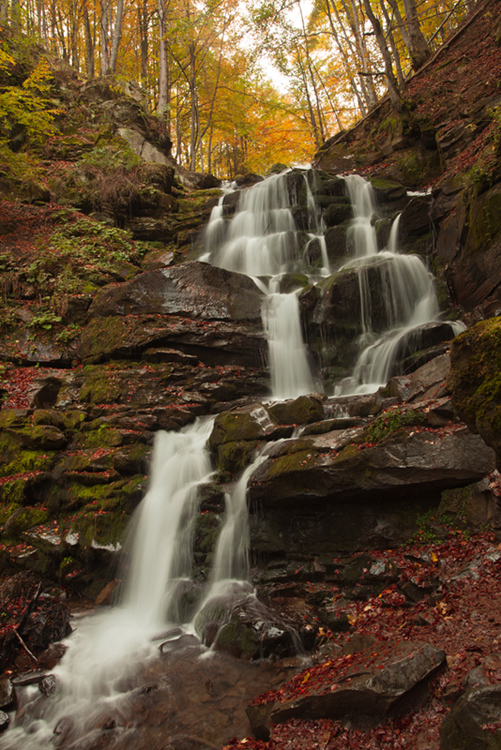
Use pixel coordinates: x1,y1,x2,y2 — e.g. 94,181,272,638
0,711,9,732
39,674,57,697
78,314,267,368
440,684,501,750
208,404,285,449
247,427,496,505
89,261,264,322
448,318,501,467
408,351,451,401
397,196,433,244
0,676,14,710
323,200,352,227
324,224,349,261
248,639,445,738
267,395,325,426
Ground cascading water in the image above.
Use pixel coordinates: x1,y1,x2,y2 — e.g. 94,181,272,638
202,171,317,399
1,418,251,749
339,174,460,393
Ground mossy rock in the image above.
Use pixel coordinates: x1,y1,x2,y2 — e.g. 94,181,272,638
32,409,67,429
465,184,501,255
14,424,67,450
195,512,221,558
0,448,56,479
216,440,261,475
81,426,124,449
267,395,324,426
362,408,428,444
0,410,28,430
215,617,259,659
266,448,321,479
209,406,276,449
448,318,501,466
4,507,49,537
278,273,309,293
72,510,127,548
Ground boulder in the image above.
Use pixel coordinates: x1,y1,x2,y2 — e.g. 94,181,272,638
408,352,451,401
88,261,263,322
247,426,496,505
436,183,501,311
248,639,445,738
78,314,267,368
448,318,501,466
440,685,501,749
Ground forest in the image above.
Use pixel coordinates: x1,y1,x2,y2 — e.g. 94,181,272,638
0,0,477,175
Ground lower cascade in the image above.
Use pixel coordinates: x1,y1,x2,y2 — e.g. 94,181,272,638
1,419,260,748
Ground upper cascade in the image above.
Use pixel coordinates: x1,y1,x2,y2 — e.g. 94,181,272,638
202,170,318,399
204,172,300,277
201,168,461,398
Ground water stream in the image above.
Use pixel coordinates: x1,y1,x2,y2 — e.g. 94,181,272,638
203,171,318,400
339,174,463,393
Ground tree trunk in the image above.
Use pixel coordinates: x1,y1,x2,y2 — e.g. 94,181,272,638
324,0,367,117
83,3,95,79
402,0,431,70
362,0,402,110
379,0,405,87
100,0,110,74
158,0,169,119
109,0,124,72
138,0,149,85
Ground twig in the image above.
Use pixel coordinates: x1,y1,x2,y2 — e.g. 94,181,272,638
13,628,38,663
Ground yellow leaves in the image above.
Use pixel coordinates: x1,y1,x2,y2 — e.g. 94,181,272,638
23,60,54,95
0,49,15,73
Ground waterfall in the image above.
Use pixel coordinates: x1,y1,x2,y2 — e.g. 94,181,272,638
207,172,300,277
2,417,257,749
203,170,316,399
262,288,316,399
123,420,214,625
339,175,453,393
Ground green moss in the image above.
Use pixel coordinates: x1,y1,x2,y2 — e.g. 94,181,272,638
267,449,319,478
448,318,501,465
32,409,66,428
209,408,273,449
0,477,27,506
267,396,324,426
278,273,309,293
216,440,260,475
363,408,428,444
195,512,221,554
73,510,127,548
83,425,123,449
0,449,56,478
0,410,28,430
0,501,21,525
4,506,49,536
61,410,87,431
465,184,501,255
216,617,259,656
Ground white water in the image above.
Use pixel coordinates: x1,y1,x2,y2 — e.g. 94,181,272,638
2,418,253,748
204,170,316,399
340,174,453,393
